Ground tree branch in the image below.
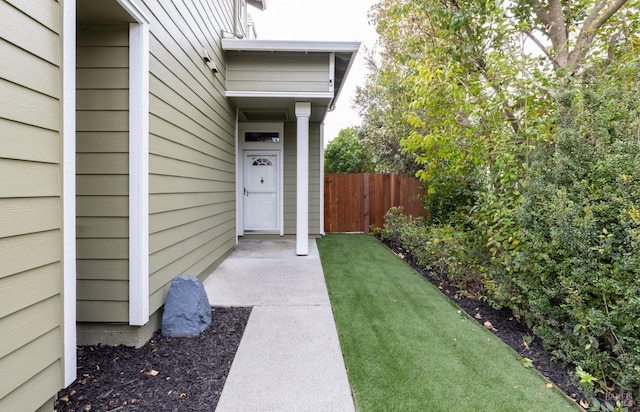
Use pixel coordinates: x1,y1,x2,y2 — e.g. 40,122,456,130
593,0,628,28
504,108,521,134
582,0,610,30
525,0,569,68
602,31,621,70
567,0,629,71
518,57,558,99
525,0,552,28
525,30,561,71
472,57,522,134
547,0,570,66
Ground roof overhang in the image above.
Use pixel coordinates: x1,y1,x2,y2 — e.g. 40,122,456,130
247,0,267,11
222,39,360,123
222,39,361,53
77,0,143,23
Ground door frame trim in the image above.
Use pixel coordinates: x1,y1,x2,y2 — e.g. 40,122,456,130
240,150,283,235
236,122,284,236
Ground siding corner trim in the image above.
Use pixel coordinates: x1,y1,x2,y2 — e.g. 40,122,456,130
63,0,78,387
123,1,151,327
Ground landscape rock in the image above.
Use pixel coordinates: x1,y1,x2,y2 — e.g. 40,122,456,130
162,275,212,337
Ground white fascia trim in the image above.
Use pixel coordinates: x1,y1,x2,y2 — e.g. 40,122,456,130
226,91,334,99
62,0,77,388
128,21,150,326
328,53,335,93
326,47,361,115
116,0,150,24
222,39,360,53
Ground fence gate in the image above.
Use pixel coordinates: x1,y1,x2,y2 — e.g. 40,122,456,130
324,173,426,233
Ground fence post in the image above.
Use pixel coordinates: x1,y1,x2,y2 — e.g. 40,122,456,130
363,173,370,233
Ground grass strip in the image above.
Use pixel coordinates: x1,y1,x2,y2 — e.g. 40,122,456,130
318,233,579,412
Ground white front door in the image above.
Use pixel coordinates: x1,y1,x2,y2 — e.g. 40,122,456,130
243,152,279,231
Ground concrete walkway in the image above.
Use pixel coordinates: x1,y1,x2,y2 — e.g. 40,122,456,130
203,238,354,412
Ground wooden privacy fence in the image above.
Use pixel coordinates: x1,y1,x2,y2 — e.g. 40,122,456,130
324,173,427,233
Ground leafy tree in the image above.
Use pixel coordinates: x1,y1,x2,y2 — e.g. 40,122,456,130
359,0,637,218
324,127,374,174
354,48,419,174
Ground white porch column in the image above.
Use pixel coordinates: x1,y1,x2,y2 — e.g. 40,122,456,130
295,102,311,256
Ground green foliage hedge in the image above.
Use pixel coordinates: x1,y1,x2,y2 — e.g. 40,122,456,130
515,75,640,404
376,74,640,408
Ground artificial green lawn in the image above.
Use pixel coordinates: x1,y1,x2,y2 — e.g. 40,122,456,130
317,233,579,412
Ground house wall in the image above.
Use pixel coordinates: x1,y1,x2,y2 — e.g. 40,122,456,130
76,0,239,346
226,53,331,93
283,122,322,235
0,0,64,410
76,25,130,323
142,0,237,317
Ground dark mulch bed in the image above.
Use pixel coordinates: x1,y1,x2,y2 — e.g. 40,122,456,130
55,307,251,412
378,238,589,408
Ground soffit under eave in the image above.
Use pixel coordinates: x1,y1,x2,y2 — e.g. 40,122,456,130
227,95,331,123
77,0,138,24
247,0,267,11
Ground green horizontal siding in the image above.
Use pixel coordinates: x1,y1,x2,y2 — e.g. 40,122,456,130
76,25,130,324
0,1,63,409
142,0,237,318
227,53,330,93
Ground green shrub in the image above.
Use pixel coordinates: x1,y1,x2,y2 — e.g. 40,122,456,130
376,207,488,295
464,151,525,312
375,206,423,246
516,74,640,403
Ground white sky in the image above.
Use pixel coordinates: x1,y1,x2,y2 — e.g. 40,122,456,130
250,0,379,143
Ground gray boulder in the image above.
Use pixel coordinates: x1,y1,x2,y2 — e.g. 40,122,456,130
161,275,211,337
